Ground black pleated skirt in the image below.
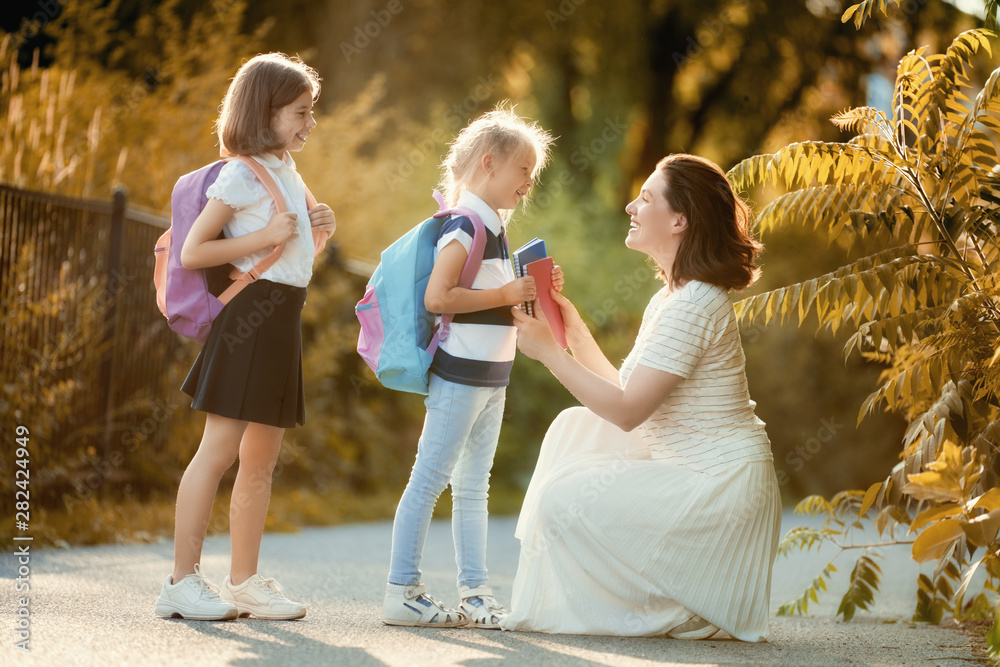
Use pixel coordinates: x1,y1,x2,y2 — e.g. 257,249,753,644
182,279,307,428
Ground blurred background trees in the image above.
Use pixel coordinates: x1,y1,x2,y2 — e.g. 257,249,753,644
2,0,996,542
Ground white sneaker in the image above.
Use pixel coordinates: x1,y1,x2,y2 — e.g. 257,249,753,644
221,574,306,620
382,583,468,628
154,564,238,621
458,585,508,629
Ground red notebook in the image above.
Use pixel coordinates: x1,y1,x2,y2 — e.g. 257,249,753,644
524,257,567,349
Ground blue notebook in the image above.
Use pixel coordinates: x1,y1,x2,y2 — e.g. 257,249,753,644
512,238,548,316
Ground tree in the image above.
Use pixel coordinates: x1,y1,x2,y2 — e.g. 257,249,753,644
728,26,1000,644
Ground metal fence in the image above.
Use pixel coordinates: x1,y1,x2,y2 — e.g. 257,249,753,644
0,183,180,464
0,182,380,505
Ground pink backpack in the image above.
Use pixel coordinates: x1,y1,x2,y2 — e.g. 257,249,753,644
153,155,330,343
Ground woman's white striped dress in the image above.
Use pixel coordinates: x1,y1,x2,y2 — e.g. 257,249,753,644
501,281,781,641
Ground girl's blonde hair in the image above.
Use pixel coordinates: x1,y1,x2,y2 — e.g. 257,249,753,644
216,53,321,157
440,103,554,217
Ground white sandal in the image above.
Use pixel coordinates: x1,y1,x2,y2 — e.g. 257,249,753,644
383,583,468,628
667,614,721,640
458,585,508,629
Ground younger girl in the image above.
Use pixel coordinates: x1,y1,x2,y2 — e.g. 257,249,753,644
154,53,335,621
382,105,557,629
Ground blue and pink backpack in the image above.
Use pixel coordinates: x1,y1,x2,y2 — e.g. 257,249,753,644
154,155,330,344
355,191,487,394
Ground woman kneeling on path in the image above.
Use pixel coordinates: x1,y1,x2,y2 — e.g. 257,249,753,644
503,154,781,641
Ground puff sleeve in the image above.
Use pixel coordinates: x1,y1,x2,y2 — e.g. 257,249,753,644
205,161,266,211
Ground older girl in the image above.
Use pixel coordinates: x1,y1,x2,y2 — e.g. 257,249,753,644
155,53,334,621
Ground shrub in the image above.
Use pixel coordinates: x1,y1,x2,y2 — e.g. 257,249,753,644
729,28,1000,644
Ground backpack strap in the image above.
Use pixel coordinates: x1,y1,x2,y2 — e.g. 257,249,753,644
216,154,327,305
305,186,331,254
426,190,490,354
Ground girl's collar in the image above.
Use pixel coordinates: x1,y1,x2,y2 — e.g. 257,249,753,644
252,151,293,169
457,190,503,235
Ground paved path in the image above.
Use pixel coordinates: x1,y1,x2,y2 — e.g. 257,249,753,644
1,512,988,666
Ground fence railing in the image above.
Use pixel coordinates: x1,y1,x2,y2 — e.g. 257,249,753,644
1,182,379,505
0,183,180,465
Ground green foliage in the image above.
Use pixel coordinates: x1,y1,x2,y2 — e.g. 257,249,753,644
0,0,266,207
915,566,959,624
838,552,882,621
288,262,429,495
1,0,450,522
1,244,111,489
776,562,838,616
774,492,898,621
843,0,998,29
1,0,982,546
841,0,907,29
989,602,1000,658
776,526,839,558
731,29,1000,628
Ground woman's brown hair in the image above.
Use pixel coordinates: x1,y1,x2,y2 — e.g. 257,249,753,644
216,53,321,157
656,154,762,291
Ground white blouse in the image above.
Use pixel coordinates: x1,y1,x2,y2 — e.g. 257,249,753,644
206,152,315,288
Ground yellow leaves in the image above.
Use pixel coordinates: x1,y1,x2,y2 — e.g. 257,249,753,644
903,440,981,504
831,106,889,136
840,3,862,24
726,142,880,192
875,504,911,536
841,0,895,29
726,153,774,192
795,495,835,517
910,502,962,532
948,29,995,65
735,26,1000,627
968,487,1000,512
962,509,1000,547
902,437,1000,563
764,287,783,325
911,518,965,562
859,481,882,516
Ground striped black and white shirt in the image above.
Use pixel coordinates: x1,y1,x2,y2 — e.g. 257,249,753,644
430,190,517,387
619,281,773,474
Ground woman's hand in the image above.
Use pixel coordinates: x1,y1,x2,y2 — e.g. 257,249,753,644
263,211,300,246
309,203,337,234
549,289,592,350
512,302,561,364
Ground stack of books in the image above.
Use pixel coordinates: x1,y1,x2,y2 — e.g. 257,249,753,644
512,237,567,349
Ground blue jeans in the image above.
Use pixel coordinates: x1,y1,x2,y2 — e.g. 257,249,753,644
388,373,506,589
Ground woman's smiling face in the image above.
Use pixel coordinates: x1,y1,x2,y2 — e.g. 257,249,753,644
624,170,686,261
